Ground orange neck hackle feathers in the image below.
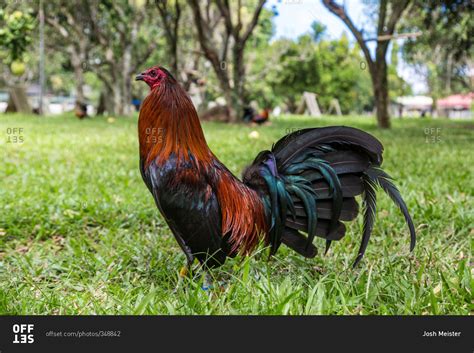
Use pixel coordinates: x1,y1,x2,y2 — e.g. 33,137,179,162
138,78,212,169
138,68,268,254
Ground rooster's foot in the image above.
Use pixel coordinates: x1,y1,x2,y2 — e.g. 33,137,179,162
201,272,213,291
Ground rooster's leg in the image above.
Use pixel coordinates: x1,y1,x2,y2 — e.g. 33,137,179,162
173,233,194,291
174,257,194,293
174,233,194,276
179,256,194,278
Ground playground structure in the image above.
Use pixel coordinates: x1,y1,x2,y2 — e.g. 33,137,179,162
296,91,342,117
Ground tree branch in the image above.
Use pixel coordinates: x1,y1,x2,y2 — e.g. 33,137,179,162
156,0,175,42
45,17,69,38
132,41,159,72
322,0,374,68
386,0,411,35
187,0,231,89
381,0,411,55
216,0,234,36
377,0,387,37
241,0,265,44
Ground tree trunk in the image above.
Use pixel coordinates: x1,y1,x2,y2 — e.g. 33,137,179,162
71,56,85,105
96,91,106,115
111,85,123,116
213,63,236,122
6,85,32,113
231,43,245,123
69,43,87,118
96,90,114,115
374,79,391,129
170,39,178,75
445,52,453,94
122,49,132,116
122,35,134,116
373,52,391,129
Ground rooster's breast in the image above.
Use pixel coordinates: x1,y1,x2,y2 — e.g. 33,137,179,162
142,157,230,267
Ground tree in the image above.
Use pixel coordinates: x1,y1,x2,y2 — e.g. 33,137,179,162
155,0,182,75
400,1,473,98
0,8,35,73
310,21,327,43
155,0,203,92
44,0,93,115
322,0,411,128
0,6,35,113
388,42,412,100
188,0,266,122
253,30,372,115
86,0,160,116
271,37,322,112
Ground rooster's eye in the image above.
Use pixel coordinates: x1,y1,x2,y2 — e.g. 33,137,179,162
150,70,157,77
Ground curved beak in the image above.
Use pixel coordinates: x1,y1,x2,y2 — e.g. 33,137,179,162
135,73,145,81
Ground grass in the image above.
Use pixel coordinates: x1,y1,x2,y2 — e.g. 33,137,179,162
0,113,472,315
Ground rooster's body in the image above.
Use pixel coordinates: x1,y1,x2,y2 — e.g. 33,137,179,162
136,67,416,271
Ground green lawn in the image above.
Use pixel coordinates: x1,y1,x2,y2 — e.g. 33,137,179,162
0,113,472,315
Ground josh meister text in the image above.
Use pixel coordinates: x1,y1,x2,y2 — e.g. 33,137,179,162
422,331,461,337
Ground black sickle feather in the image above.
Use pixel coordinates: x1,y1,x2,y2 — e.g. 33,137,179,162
284,158,343,240
273,126,384,168
311,175,364,199
353,167,416,267
286,184,318,248
324,240,332,255
300,151,370,181
285,218,346,241
291,198,358,221
281,228,317,258
353,175,377,268
367,167,416,251
318,161,343,233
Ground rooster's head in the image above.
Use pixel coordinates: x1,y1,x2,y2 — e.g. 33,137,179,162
135,66,175,90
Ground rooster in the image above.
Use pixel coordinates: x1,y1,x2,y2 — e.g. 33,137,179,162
243,107,271,125
135,66,416,282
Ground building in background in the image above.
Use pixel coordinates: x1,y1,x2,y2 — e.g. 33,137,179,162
394,96,434,118
437,93,473,119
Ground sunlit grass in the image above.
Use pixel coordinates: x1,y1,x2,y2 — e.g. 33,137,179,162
0,113,472,314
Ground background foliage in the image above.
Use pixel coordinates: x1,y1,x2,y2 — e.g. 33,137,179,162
0,0,426,117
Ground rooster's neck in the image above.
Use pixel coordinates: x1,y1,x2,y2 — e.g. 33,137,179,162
138,83,213,168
